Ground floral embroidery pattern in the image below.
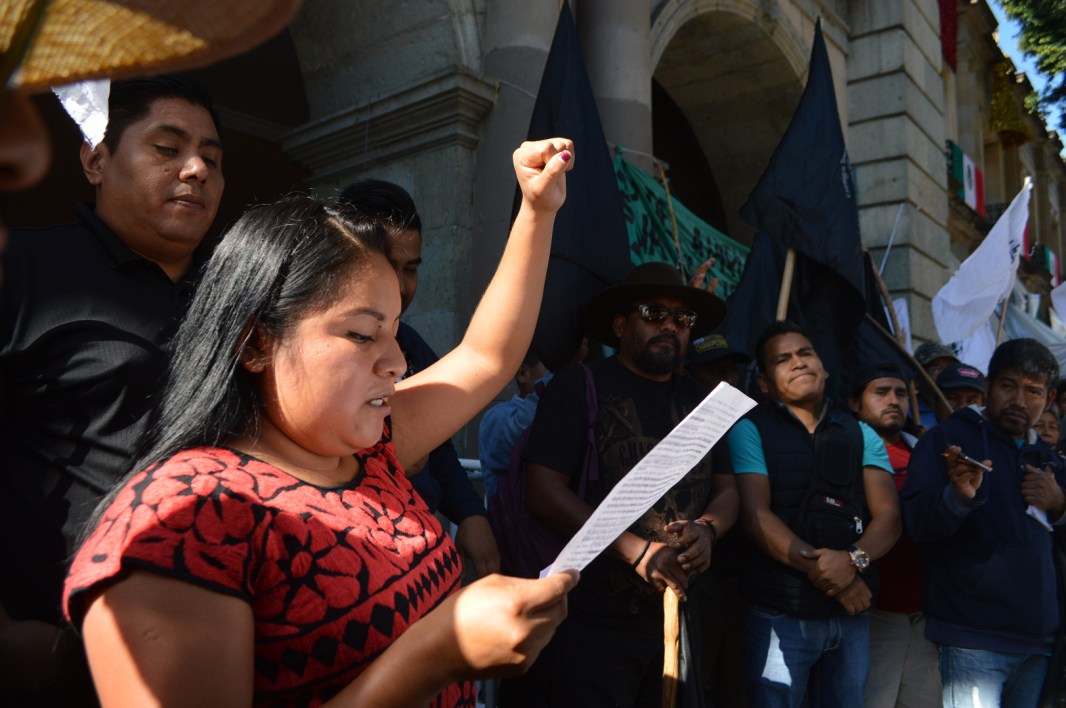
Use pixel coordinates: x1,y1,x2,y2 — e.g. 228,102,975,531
66,444,476,707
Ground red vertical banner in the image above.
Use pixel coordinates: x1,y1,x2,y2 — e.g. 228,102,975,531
975,168,985,218
940,0,958,72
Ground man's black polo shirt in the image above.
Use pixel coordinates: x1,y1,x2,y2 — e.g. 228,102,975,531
0,203,202,623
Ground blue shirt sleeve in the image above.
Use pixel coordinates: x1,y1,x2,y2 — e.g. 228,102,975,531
859,421,893,474
727,419,768,475
478,395,538,475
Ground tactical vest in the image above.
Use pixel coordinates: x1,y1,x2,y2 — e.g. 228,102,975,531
741,401,879,618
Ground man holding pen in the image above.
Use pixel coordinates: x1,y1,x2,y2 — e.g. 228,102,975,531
903,338,1066,707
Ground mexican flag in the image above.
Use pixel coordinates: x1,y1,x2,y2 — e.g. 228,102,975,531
949,140,985,217
932,177,1030,344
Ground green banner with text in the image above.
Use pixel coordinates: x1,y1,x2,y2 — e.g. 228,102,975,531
613,153,749,298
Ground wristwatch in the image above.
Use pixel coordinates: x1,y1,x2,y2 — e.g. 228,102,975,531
847,545,870,573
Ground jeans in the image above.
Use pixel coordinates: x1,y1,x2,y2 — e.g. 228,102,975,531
864,609,940,708
745,606,869,708
940,645,1049,708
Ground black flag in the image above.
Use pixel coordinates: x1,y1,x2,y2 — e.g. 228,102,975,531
720,19,866,401
515,1,632,370
842,253,918,400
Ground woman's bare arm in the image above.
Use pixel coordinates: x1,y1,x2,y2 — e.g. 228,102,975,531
390,138,573,470
81,569,578,707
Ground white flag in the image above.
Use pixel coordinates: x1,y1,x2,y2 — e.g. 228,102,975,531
53,79,111,149
954,318,997,374
933,177,1031,343
892,297,914,354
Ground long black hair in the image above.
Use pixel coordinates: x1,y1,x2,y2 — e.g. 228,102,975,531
131,194,390,474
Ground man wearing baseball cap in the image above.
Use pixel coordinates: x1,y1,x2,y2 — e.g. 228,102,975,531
687,332,753,390
913,341,959,429
936,363,986,413
519,262,736,706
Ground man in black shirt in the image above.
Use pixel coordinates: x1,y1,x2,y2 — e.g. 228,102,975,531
518,262,736,707
339,179,499,578
0,76,223,701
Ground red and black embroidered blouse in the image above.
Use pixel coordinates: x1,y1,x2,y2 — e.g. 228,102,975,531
65,443,476,707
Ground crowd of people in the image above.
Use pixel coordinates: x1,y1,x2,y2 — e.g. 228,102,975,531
1,72,579,707
3,11,1066,708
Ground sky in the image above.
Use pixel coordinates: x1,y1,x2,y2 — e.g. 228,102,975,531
987,2,1062,134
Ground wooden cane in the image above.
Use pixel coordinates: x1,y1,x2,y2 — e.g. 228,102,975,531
662,588,680,708
776,248,797,321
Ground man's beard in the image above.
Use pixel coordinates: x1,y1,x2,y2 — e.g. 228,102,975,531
993,405,1033,437
634,335,682,376
870,415,904,438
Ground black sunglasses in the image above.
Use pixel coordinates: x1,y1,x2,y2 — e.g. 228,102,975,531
629,303,699,329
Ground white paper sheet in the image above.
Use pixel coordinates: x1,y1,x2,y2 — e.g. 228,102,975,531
543,382,756,577
1027,504,1054,532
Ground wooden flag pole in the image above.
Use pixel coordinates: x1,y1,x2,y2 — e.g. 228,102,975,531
656,162,687,280
776,248,797,321
996,299,1009,345
864,313,953,414
866,252,906,346
662,589,680,708
865,250,922,420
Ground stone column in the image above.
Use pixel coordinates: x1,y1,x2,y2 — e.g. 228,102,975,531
847,0,950,342
464,2,559,433
282,3,497,361
576,0,654,171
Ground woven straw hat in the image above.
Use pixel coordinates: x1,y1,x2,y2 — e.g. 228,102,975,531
2,0,302,92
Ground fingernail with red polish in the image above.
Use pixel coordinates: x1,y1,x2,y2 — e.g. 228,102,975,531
560,150,572,163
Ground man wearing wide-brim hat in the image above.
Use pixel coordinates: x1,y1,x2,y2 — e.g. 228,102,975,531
0,0,301,198
0,1,301,703
513,261,739,706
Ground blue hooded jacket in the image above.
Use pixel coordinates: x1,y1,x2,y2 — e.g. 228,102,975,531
902,406,1064,654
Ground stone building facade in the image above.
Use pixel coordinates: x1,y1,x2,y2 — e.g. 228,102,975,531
5,0,1063,454
274,0,1064,355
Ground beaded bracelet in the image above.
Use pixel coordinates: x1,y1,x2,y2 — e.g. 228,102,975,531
693,517,719,545
631,538,652,569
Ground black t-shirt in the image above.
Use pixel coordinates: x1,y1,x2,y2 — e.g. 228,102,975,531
0,204,202,623
524,357,714,619
394,322,486,523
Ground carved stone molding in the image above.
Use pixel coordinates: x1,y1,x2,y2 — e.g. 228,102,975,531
282,68,497,185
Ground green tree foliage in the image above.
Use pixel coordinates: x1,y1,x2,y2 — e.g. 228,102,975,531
996,0,1066,131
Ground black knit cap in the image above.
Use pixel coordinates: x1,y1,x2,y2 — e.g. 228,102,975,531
850,362,910,398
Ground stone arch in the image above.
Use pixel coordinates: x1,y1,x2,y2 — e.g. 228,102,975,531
651,0,808,75
650,0,811,242
445,0,482,72
286,1,483,120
